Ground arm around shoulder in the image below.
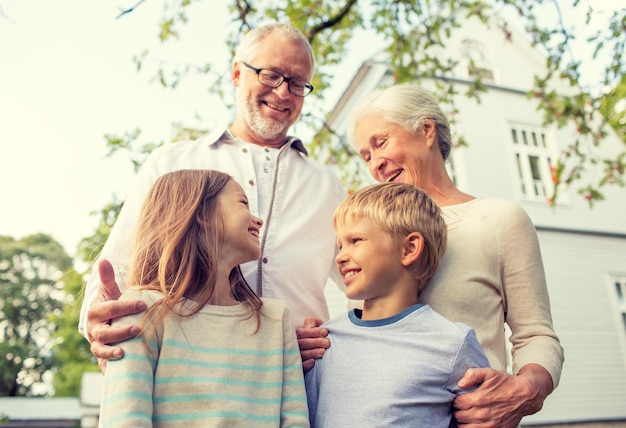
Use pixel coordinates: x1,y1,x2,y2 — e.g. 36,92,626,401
79,148,167,336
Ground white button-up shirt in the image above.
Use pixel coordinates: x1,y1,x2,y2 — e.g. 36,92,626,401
79,127,346,334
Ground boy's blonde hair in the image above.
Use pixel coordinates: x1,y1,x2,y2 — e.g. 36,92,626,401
333,182,447,291
129,169,262,338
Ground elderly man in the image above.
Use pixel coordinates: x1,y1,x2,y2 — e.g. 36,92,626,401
81,23,345,368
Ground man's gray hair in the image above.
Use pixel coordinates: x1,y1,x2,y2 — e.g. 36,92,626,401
234,23,315,73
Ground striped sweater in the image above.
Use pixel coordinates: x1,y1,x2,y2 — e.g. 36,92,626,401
99,288,309,427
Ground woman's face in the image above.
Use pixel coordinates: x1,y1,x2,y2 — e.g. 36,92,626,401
353,114,431,188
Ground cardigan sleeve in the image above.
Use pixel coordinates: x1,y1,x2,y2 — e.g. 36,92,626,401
496,202,564,388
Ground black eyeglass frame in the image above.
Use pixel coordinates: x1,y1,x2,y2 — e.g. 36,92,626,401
241,62,314,97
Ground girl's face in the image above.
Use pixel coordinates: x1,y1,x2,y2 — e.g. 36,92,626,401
353,114,431,189
217,179,263,267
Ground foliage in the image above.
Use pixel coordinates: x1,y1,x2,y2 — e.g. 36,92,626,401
67,122,216,390
51,119,204,397
104,128,163,174
113,0,625,206
47,187,131,396
599,74,626,146
49,269,99,397
0,234,72,396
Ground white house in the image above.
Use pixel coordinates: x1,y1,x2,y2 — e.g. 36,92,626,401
0,373,103,427
322,11,626,427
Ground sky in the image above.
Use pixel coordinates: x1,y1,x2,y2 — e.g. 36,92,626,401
0,1,219,256
0,0,622,259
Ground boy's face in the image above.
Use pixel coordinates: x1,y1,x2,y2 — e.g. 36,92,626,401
334,215,404,301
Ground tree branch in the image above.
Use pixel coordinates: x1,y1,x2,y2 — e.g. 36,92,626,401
305,0,358,43
234,0,253,32
117,0,147,19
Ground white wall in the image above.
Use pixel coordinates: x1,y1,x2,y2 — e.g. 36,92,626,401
524,230,626,423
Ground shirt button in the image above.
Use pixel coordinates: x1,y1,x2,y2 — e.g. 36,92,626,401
262,258,268,264
263,168,269,173
248,179,254,186
264,148,269,153
242,148,248,153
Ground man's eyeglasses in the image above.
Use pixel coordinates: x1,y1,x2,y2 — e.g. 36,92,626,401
242,62,314,97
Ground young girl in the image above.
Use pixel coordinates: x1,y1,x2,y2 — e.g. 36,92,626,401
98,169,309,428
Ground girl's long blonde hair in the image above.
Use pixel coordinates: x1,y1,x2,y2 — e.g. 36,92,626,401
128,169,262,337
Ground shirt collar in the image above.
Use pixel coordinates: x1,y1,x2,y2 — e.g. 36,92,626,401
204,127,309,156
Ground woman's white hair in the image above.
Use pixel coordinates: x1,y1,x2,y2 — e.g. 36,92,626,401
347,83,452,161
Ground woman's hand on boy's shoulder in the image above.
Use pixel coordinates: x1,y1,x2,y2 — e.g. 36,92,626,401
453,364,553,428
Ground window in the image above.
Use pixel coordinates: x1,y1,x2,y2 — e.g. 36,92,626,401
445,148,470,194
510,124,556,202
608,274,626,365
446,154,458,186
613,276,626,335
460,39,495,83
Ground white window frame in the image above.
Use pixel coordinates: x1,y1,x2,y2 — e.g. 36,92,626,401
460,39,497,84
446,154,459,186
610,275,626,335
509,123,559,203
445,144,471,194
607,274,626,366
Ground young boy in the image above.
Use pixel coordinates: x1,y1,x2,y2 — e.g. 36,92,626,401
304,182,489,427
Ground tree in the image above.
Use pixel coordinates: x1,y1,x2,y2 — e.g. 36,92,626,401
112,0,624,206
0,234,72,396
47,121,189,398
48,198,128,396
49,268,99,397
599,74,626,146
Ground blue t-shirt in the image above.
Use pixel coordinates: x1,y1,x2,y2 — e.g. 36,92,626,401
305,304,490,427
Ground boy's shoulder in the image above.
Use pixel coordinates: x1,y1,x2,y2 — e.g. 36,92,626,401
323,310,352,328
421,305,473,331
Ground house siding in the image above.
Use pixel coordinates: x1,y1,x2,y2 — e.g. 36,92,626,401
523,230,626,424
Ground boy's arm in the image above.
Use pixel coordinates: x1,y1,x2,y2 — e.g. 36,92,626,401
449,329,490,395
304,354,320,427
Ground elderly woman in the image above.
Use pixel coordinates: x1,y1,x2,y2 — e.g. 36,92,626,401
299,83,563,428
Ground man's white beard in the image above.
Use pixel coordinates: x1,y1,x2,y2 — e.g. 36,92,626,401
241,91,290,141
